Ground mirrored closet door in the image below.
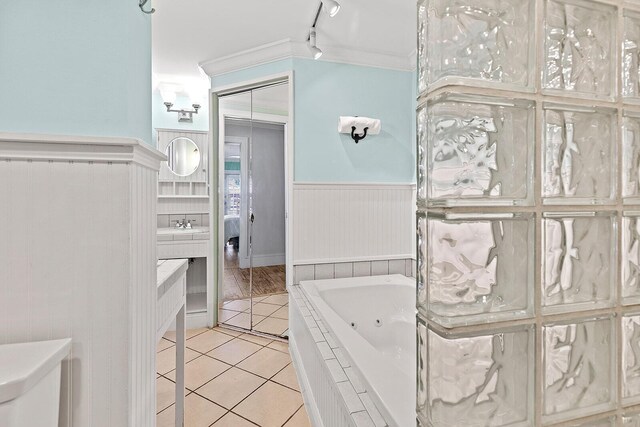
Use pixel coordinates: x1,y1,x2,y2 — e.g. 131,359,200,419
217,82,289,339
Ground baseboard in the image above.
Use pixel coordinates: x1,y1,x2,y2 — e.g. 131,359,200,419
239,253,286,269
289,336,324,427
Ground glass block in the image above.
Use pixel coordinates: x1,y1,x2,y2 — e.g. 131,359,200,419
417,211,427,309
623,314,640,404
543,317,615,424
542,104,616,204
542,212,616,314
543,0,616,100
568,417,616,427
422,0,534,92
425,324,534,427
426,94,535,207
423,213,534,327
417,103,428,206
623,412,640,426
417,0,428,95
623,113,640,203
624,214,640,304
624,11,640,101
417,315,428,426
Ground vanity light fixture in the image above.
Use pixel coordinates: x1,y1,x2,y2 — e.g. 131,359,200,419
164,102,201,123
322,0,341,17
308,28,323,60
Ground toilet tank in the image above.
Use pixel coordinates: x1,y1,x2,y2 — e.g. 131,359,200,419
0,339,71,427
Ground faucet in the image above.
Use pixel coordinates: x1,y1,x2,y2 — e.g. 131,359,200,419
175,219,187,229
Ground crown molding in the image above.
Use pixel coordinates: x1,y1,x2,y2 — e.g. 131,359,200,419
0,132,166,170
200,39,415,78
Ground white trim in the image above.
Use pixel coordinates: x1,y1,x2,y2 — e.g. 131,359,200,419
240,253,286,269
293,254,414,266
0,132,166,170
200,39,414,78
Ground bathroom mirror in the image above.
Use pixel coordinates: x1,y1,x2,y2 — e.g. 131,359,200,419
165,137,201,176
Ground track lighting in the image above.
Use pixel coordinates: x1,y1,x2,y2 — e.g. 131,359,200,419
322,0,341,17
308,28,323,60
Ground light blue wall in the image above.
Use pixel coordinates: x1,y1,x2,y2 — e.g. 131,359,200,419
0,0,152,145
152,92,209,145
293,58,414,183
211,58,415,183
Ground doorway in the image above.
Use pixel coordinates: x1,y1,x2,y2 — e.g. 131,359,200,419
215,81,290,339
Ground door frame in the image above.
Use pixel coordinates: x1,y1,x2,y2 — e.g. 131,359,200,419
208,71,294,327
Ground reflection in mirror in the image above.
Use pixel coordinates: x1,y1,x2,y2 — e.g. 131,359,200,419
165,137,201,176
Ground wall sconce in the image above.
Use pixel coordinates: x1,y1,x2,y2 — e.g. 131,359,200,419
164,102,201,123
338,116,381,143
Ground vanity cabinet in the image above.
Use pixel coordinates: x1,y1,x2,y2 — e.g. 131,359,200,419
156,128,213,329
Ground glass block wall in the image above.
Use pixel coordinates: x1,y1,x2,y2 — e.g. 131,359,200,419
416,0,640,425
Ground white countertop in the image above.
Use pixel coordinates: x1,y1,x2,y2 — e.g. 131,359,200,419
157,227,209,242
157,259,189,299
0,338,72,404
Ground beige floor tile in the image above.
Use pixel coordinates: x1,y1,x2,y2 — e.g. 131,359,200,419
271,363,300,391
157,338,174,353
156,405,175,427
215,326,243,337
207,338,262,365
212,412,257,427
186,329,234,353
254,316,289,336
157,347,200,375
237,347,291,379
196,367,265,409
238,333,273,346
244,302,280,317
163,327,210,343
156,394,227,427
234,381,303,427
165,355,231,390
222,312,265,330
157,376,176,412
266,340,289,354
270,306,289,320
219,309,241,323
222,298,251,312
284,405,312,427
261,293,289,306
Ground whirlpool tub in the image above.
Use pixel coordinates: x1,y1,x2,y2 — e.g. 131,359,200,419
289,274,416,427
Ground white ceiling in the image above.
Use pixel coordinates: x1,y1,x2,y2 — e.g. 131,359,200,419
152,0,416,82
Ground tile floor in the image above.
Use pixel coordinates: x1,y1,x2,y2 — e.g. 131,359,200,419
157,327,311,427
219,293,289,337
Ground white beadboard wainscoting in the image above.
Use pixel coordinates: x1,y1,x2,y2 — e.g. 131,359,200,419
292,182,416,279
0,133,165,427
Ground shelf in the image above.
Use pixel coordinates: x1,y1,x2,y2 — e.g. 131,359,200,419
187,292,207,314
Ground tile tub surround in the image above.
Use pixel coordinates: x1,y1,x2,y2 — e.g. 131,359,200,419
293,258,415,284
290,282,403,427
417,0,640,425
156,326,311,427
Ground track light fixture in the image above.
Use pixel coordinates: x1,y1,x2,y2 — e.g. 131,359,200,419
308,28,323,60
322,0,341,17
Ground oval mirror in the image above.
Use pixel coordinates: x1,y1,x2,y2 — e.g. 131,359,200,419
165,137,201,176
